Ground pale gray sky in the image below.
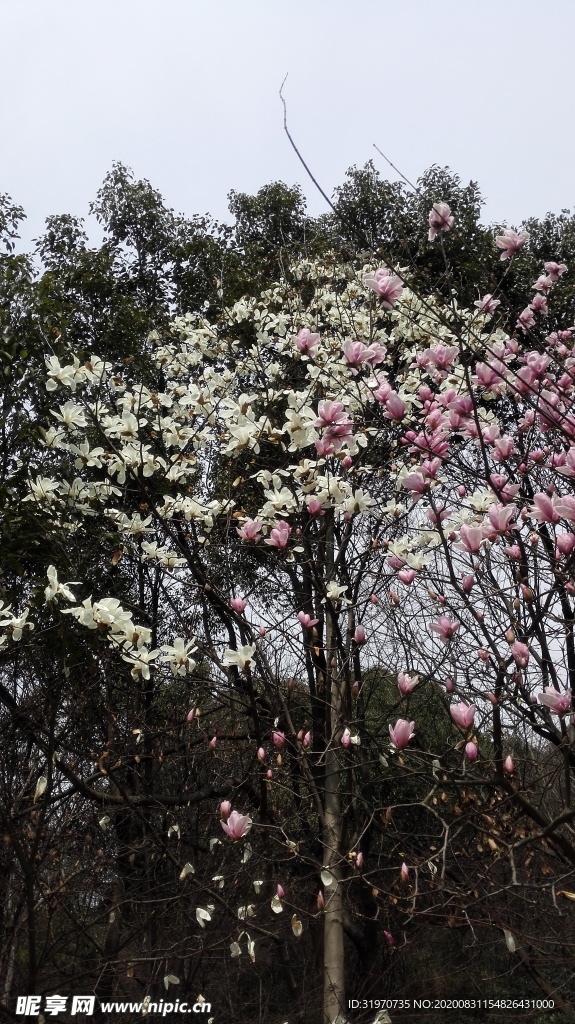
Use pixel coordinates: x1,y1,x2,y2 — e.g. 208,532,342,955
3,0,575,247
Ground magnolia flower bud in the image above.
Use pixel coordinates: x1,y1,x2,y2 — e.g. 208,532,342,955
266,769,272,779
220,800,231,819
317,890,325,911
465,741,478,762
351,681,360,699
503,754,515,774
505,628,516,644
209,736,217,750
277,884,285,899
400,862,409,884
257,747,266,761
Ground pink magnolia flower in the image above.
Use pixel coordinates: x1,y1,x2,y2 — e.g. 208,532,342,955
495,228,529,260
353,625,366,644
445,677,455,693
517,307,536,332
533,274,554,293
430,615,459,642
220,800,232,818
397,672,418,695
220,809,252,840
343,339,370,367
510,641,530,668
272,731,286,749
315,400,346,427
503,755,515,774
277,883,285,899
465,741,478,762
556,532,575,557
303,730,311,748
487,503,516,533
461,574,475,593
530,293,548,314
389,719,415,749
544,261,568,281
236,519,262,542
306,497,324,516
538,687,572,715
341,728,352,749
398,569,416,584
186,707,198,723
428,202,454,241
363,268,404,309
230,597,247,613
265,521,291,548
529,493,562,523
355,851,363,870
384,392,406,421
450,702,476,730
474,293,501,314
294,328,320,356
298,611,319,629
400,861,410,883
458,523,486,553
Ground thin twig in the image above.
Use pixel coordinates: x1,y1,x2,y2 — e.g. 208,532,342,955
279,75,337,214
372,143,419,193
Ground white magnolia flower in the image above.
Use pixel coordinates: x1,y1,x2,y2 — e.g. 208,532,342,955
45,565,79,604
223,645,256,671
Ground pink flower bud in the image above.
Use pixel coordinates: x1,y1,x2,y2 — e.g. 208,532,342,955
505,628,516,644
398,569,416,584
266,769,273,779
390,591,400,606
272,731,286,749
257,746,266,761
277,884,285,899
342,455,353,468
230,597,247,613
458,485,467,497
209,736,217,750
186,707,197,723
303,731,311,748
341,728,352,749
353,625,366,644
351,681,360,698
259,625,267,636
445,677,455,693
220,800,231,819
478,648,490,661
384,930,395,946
486,692,498,705
369,593,378,604
355,851,364,870
465,741,478,762
400,862,409,884
317,890,325,911
462,574,475,593
504,754,515,774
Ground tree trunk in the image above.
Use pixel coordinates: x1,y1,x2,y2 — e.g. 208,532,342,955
322,528,346,1024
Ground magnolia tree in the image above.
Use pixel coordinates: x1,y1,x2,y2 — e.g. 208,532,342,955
8,206,575,1020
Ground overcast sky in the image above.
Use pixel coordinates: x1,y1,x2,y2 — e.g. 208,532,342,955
3,0,575,248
